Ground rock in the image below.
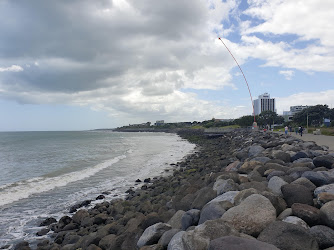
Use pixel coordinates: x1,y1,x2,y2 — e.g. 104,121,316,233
314,183,334,196
277,208,293,220
281,184,314,207
317,192,334,206
248,170,266,182
266,170,286,180
208,235,279,250
268,176,288,196
213,178,239,195
225,161,241,171
137,223,172,248
238,161,263,174
69,200,91,213
39,217,57,227
14,241,31,250
167,231,186,250
93,213,108,225
136,179,142,182
36,228,50,236
96,195,105,200
291,152,309,162
302,171,334,186
291,177,317,192
250,156,271,164
273,151,291,163
291,203,321,226
72,209,90,225
310,225,334,249
320,200,334,228
62,232,81,245
261,191,287,216
221,194,276,236
167,210,185,229
182,218,239,250
208,191,239,205
257,221,319,250
239,181,268,192
158,229,180,248
144,178,151,183
248,145,265,157
313,155,334,168
198,201,227,224
73,232,102,249
233,188,259,206
140,212,164,230
282,216,310,229
181,209,200,230
191,186,216,209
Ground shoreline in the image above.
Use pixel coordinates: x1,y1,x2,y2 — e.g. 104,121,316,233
13,129,334,250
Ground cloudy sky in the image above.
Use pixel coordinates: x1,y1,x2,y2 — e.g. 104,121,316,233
1,0,333,131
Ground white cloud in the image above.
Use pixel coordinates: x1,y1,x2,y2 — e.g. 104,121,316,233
279,70,294,80
0,65,23,72
276,90,334,114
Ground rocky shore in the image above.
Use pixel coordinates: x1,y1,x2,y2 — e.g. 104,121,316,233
14,129,334,250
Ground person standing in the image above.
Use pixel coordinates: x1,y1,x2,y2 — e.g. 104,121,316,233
300,126,304,136
285,126,288,135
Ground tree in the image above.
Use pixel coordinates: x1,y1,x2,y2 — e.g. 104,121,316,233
235,115,257,127
293,105,330,126
257,111,282,128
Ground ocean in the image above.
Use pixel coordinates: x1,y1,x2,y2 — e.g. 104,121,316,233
0,131,196,248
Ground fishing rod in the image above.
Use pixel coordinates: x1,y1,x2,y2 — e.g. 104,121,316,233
218,37,256,123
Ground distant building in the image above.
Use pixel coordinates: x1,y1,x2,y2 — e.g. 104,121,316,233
283,105,308,122
155,120,164,126
253,93,276,115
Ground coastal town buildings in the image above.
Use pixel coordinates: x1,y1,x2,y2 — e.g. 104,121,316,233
283,105,309,122
253,93,276,115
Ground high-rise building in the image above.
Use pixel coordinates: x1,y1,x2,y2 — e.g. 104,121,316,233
283,105,308,121
253,92,276,115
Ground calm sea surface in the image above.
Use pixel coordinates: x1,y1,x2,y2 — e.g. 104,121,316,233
0,131,195,248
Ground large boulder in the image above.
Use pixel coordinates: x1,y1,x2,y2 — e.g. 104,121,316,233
191,186,216,209
167,210,185,229
137,223,172,248
167,231,186,250
282,216,309,229
281,184,314,207
158,229,180,248
313,155,334,168
320,200,334,229
221,194,276,236
268,176,288,196
302,171,334,186
309,225,334,249
182,218,239,250
314,183,334,196
291,152,309,162
291,177,317,192
208,236,279,250
213,179,239,195
198,201,227,224
257,221,319,250
238,161,263,174
248,145,265,157
273,151,291,163
291,203,321,226
208,191,239,205
181,209,200,230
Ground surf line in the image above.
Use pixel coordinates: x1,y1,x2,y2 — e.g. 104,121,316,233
218,37,256,124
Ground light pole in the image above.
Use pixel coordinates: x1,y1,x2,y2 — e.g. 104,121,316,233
307,113,309,131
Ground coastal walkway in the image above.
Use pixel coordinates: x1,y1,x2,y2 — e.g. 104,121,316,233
289,132,334,151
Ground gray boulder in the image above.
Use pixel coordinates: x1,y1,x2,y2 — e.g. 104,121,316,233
137,223,172,248
221,194,276,236
233,188,259,206
181,209,200,230
167,210,185,229
282,216,309,229
257,221,319,250
291,177,317,192
268,176,288,196
291,152,309,162
250,156,271,164
320,200,334,228
314,183,334,196
209,191,239,205
273,151,291,163
191,186,216,209
248,145,265,157
302,171,334,186
208,236,279,250
182,218,239,250
158,229,180,248
167,231,186,250
281,184,314,207
310,225,334,249
213,179,239,195
199,201,227,224
313,155,334,168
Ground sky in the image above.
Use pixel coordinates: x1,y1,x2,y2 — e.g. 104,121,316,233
0,0,334,131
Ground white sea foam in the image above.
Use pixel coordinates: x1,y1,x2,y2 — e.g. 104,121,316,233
0,155,126,207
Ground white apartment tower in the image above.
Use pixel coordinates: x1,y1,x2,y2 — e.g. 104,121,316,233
253,93,276,115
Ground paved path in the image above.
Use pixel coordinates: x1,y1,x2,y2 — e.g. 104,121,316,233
289,132,334,151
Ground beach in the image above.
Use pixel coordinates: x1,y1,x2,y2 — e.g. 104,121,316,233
12,129,334,250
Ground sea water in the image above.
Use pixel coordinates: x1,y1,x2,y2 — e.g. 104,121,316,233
0,131,195,248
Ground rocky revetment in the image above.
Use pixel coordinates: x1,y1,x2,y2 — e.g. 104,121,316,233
15,129,334,250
